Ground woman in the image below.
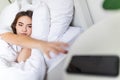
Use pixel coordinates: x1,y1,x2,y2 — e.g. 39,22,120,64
0,10,68,80
11,10,33,62
0,10,33,64
0,11,68,60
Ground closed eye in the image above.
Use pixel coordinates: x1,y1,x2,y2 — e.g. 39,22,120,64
18,22,23,26
27,24,32,28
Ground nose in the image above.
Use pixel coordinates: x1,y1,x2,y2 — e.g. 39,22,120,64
22,26,27,32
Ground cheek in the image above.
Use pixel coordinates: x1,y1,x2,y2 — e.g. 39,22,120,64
28,28,32,35
16,26,20,33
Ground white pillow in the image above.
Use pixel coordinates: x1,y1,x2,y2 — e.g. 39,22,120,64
32,0,74,41
20,0,33,11
0,0,20,31
32,0,40,6
45,0,74,41
31,1,50,40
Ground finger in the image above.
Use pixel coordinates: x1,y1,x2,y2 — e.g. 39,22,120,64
57,42,69,48
51,48,59,54
57,47,68,54
46,53,51,59
52,45,68,54
62,50,68,54
44,50,51,59
55,46,64,52
62,42,69,47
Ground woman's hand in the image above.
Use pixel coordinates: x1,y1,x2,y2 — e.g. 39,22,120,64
39,41,68,58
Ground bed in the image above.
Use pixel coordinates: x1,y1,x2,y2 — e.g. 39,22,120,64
0,0,84,80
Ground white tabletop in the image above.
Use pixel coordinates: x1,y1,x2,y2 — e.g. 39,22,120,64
64,13,120,80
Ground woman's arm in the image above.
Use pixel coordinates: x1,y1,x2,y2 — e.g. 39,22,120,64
0,32,68,58
17,48,31,63
0,32,44,49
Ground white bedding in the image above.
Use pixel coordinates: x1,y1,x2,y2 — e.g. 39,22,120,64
0,0,81,80
0,39,46,80
0,26,81,80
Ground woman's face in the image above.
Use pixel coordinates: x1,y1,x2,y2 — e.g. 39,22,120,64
16,16,32,36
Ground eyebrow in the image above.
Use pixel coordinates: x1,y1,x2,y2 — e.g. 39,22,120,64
18,22,32,25
18,22,23,24
27,24,32,25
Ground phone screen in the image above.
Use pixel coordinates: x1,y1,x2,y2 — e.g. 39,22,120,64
66,55,119,77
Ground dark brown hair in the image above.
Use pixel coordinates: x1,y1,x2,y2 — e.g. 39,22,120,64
11,10,33,34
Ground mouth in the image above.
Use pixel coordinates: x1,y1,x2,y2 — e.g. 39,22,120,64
20,33,27,35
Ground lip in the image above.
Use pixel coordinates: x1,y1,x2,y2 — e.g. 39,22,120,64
20,33,27,35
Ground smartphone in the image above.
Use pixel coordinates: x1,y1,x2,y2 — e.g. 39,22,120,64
66,55,119,77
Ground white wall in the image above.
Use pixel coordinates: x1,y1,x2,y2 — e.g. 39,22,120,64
87,0,120,23
73,0,120,29
0,0,10,12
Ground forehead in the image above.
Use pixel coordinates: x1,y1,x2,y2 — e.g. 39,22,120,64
17,16,32,23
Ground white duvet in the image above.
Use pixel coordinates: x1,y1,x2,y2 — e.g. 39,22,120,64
0,39,46,80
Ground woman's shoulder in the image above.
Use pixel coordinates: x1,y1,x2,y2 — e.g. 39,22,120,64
0,36,9,47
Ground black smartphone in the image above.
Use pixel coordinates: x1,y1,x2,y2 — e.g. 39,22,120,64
66,55,119,77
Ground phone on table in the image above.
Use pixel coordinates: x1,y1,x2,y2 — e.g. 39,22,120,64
66,55,119,77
